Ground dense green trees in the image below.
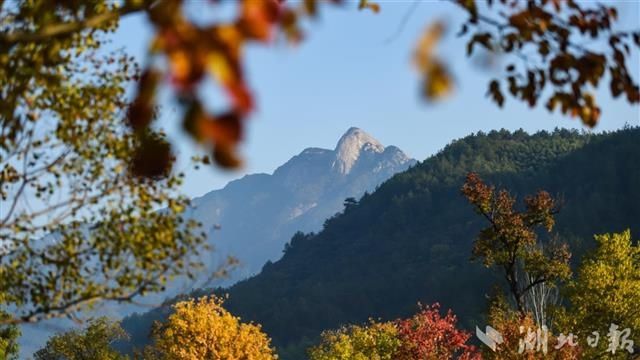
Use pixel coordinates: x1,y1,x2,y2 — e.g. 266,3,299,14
120,128,640,359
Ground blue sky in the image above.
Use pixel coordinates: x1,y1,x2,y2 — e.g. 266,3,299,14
112,1,640,198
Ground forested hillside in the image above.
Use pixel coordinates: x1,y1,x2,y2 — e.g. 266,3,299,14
120,128,640,359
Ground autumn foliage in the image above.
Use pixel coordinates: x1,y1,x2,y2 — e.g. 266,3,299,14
3,0,637,178
396,303,480,360
126,0,337,173
309,303,479,360
307,320,400,360
461,172,571,315
445,0,640,126
484,295,581,360
146,296,276,360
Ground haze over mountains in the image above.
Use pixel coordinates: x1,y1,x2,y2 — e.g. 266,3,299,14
121,127,640,359
19,127,415,356
188,127,416,287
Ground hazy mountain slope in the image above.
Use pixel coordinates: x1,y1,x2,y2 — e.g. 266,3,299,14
120,128,640,359
18,127,415,358
187,127,416,287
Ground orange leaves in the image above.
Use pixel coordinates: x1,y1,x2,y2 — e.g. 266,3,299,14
127,70,160,131
358,0,380,14
461,172,493,214
238,0,280,41
462,173,570,314
414,21,453,102
466,32,493,56
127,0,336,177
184,103,243,168
453,0,639,128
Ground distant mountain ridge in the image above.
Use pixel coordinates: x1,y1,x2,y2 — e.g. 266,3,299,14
188,127,416,287
120,127,640,360
18,127,415,357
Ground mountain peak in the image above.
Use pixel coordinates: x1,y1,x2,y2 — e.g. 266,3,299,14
333,127,384,174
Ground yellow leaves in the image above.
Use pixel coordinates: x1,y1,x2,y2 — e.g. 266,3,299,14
414,21,454,102
561,230,640,358
422,61,454,101
151,296,276,360
207,52,234,88
309,320,400,360
414,22,445,69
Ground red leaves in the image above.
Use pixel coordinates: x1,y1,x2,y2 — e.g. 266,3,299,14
395,303,480,360
127,0,338,177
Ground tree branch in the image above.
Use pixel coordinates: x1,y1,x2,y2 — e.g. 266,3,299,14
0,2,148,46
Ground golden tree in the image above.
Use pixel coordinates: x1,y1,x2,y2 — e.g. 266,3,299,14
146,296,276,360
556,230,640,359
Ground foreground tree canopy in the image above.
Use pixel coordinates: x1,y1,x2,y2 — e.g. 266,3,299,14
0,1,207,326
1,0,638,176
